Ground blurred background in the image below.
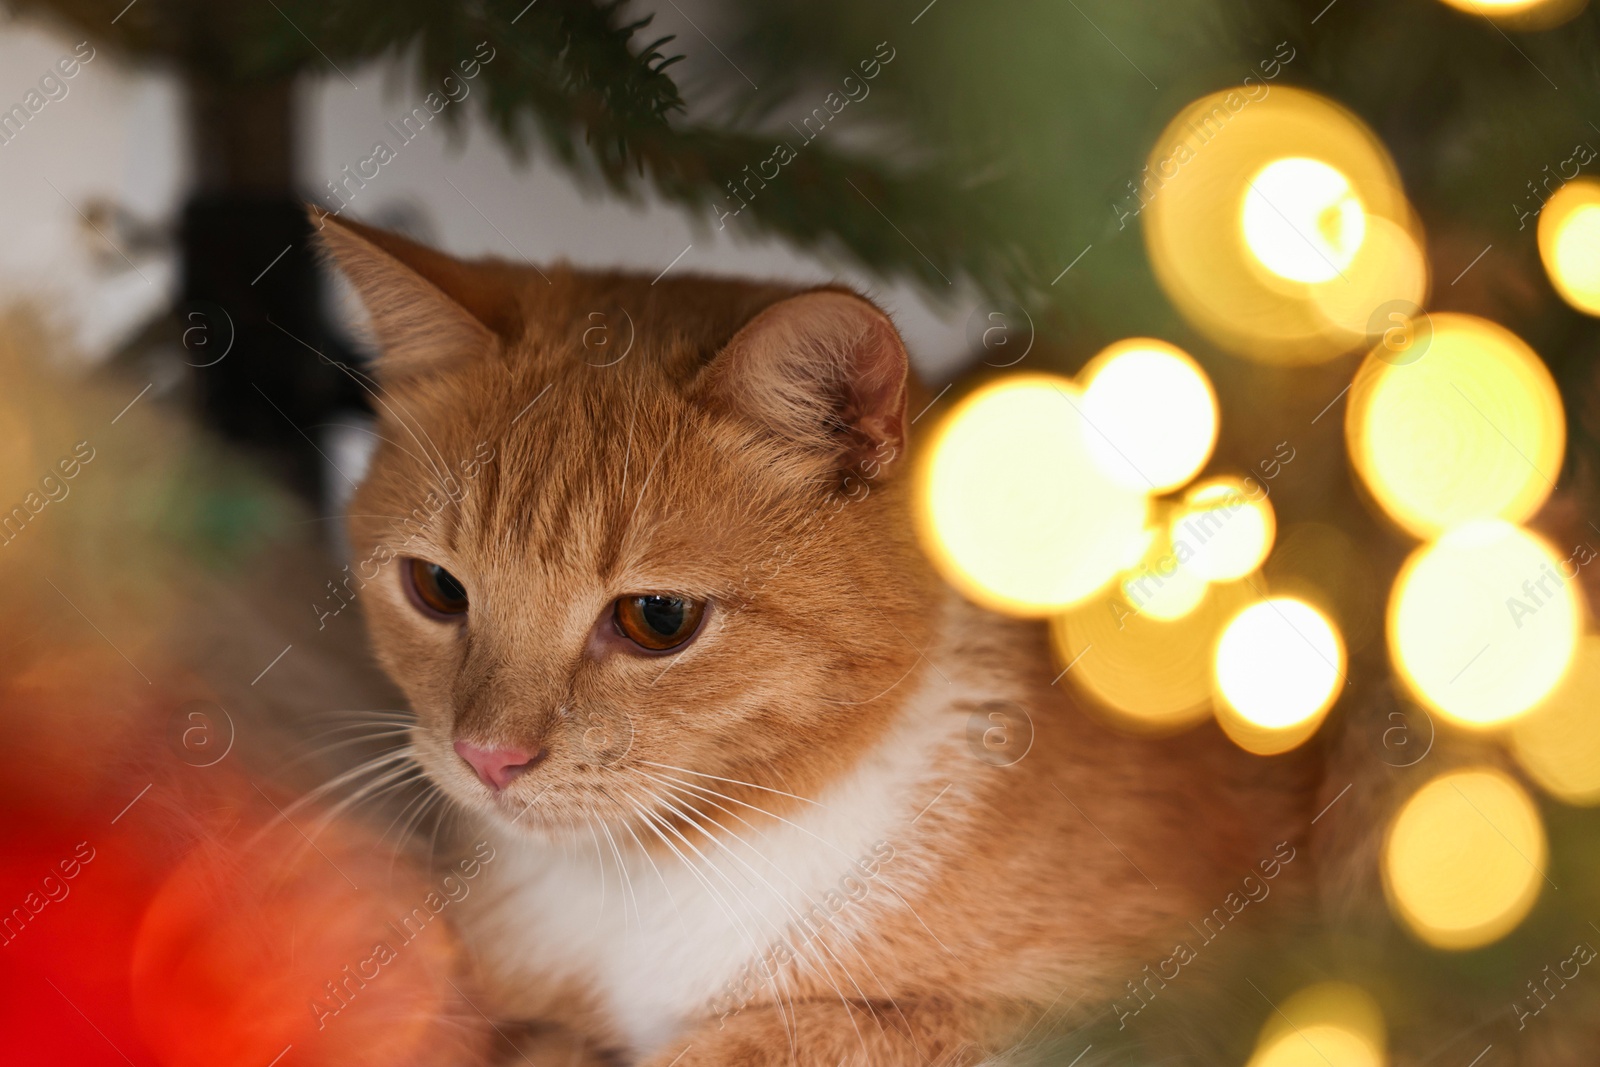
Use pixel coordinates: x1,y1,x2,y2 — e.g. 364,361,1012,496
1,0,1599,1064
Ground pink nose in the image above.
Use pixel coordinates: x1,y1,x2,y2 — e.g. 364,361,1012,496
454,740,543,792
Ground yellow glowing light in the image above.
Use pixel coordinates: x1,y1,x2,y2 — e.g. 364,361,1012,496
1347,314,1564,539
1054,578,1257,734
1309,214,1430,337
1079,339,1219,493
1512,636,1600,804
1437,0,1588,30
1242,158,1367,284
1123,526,1209,620
1144,88,1424,364
1384,768,1546,950
1171,478,1276,582
1252,1026,1379,1067
1214,597,1345,754
1389,521,1579,727
1538,179,1600,317
1247,983,1386,1067
916,375,1150,617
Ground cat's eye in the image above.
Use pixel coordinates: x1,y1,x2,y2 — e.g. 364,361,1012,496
613,595,706,652
405,558,470,619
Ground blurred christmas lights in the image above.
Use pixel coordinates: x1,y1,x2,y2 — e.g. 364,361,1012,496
1242,157,1367,284
1537,178,1600,316
915,374,1148,616
1171,477,1276,583
1347,314,1564,539
1512,636,1600,804
1122,525,1210,620
1213,597,1345,754
1078,339,1218,493
1245,982,1386,1067
1053,578,1257,733
1436,0,1589,30
1389,520,1579,728
1384,768,1546,950
1143,88,1426,364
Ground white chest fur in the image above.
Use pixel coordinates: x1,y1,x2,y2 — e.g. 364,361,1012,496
462,671,977,1058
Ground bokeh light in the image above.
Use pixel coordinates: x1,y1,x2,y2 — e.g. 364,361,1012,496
1054,578,1257,733
1384,768,1546,950
1123,526,1209,620
1144,87,1426,364
1389,521,1579,727
1171,478,1276,582
1347,314,1564,539
1538,178,1600,316
1214,597,1345,754
1512,636,1600,804
1265,522,1383,655
1243,157,1367,284
1246,982,1386,1067
132,821,474,1067
1079,339,1219,493
915,374,1149,616
1436,0,1589,30
1308,214,1431,338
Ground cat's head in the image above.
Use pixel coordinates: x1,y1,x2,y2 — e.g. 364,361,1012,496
317,215,939,839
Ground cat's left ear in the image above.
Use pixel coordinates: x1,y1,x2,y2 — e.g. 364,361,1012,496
699,289,909,474
311,211,522,379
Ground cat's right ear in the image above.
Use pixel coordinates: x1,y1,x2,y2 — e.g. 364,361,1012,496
699,289,910,475
310,210,520,379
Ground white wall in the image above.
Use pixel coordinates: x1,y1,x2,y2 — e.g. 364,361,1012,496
0,16,184,360
0,8,973,381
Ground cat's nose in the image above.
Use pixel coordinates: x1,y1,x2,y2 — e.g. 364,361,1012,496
454,740,545,791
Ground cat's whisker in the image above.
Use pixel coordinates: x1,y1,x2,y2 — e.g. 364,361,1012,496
641,766,962,963
630,777,830,1035
817,659,920,706
296,710,415,736
324,423,441,484
276,727,415,775
427,786,467,873
619,804,693,939
288,752,424,846
635,769,907,1027
585,816,609,935
637,760,825,809
286,745,418,816
635,774,868,1050
385,785,448,883
288,714,414,751
648,781,887,1061
299,719,414,739
628,788,776,974
230,757,418,888
308,760,426,838
313,707,416,722
635,769,789,831
639,773,917,997
379,771,441,851
616,401,636,507
597,816,641,935
326,359,494,559
328,358,453,489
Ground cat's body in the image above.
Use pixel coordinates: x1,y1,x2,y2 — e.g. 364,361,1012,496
315,216,1318,1065
458,600,1310,1064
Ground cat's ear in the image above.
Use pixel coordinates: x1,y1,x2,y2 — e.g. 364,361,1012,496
700,289,909,473
310,211,521,378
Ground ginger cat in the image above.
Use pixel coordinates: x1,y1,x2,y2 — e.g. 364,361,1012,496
315,215,1318,1066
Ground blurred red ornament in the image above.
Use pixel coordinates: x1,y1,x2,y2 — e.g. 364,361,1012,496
131,809,485,1067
